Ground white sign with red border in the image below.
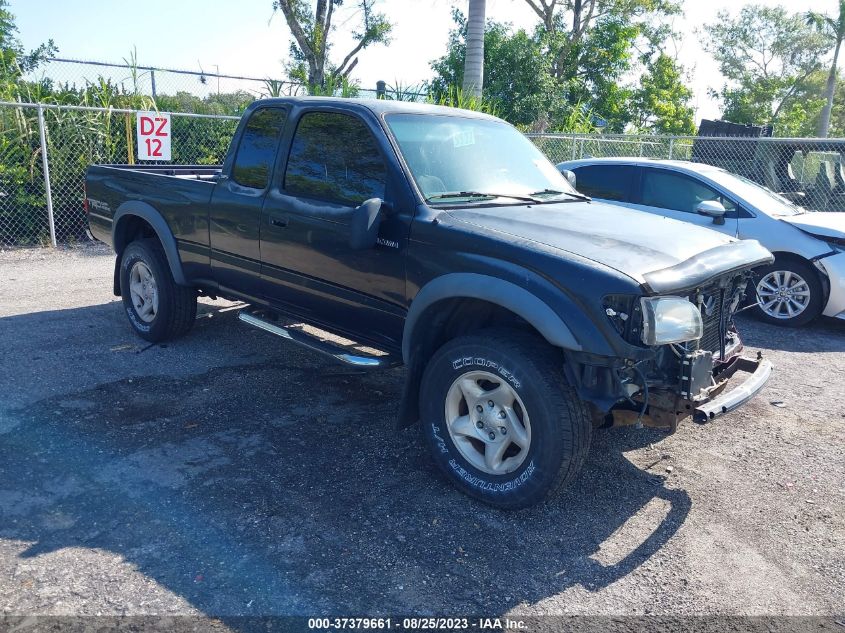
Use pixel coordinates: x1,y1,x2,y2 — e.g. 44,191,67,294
136,111,171,161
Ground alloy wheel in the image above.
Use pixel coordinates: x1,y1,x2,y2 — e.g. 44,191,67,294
129,261,159,323
756,269,811,320
444,370,531,475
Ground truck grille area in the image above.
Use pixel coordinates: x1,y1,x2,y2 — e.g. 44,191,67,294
697,289,725,355
686,277,747,358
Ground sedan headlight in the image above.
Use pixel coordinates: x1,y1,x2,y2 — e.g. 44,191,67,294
640,296,703,346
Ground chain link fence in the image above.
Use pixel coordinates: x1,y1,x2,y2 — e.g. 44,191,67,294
529,133,845,212
25,58,426,115
0,101,238,247
0,104,48,247
5,103,845,248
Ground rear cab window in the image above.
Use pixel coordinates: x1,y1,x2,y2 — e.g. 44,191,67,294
572,164,637,201
230,108,288,190
284,111,387,206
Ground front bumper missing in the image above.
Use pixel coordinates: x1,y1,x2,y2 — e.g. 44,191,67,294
692,355,773,424
609,352,773,432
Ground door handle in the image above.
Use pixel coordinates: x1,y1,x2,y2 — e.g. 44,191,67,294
269,216,288,228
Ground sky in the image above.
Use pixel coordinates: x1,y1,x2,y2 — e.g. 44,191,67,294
8,0,840,124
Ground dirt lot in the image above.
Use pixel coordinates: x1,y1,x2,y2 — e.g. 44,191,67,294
0,243,843,623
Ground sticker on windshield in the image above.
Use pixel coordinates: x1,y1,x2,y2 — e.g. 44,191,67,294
453,129,475,148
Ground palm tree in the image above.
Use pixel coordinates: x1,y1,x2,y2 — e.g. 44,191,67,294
462,0,486,99
807,1,845,137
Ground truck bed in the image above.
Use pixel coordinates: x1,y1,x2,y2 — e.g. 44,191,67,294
85,164,220,256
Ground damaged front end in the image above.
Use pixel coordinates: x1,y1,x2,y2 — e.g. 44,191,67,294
570,241,774,432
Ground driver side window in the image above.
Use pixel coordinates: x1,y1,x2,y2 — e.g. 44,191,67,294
284,112,387,206
641,170,736,214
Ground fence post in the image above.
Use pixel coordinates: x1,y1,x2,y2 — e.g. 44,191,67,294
125,113,135,164
668,137,674,160
37,104,57,248
376,80,386,99
150,69,157,100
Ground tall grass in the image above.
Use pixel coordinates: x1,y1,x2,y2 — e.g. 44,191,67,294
429,85,498,116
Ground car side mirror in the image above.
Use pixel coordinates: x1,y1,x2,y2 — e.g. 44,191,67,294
561,169,577,189
696,200,726,225
349,198,385,250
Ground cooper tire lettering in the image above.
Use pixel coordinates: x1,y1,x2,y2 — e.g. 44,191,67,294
449,355,520,389
448,458,536,492
420,328,592,509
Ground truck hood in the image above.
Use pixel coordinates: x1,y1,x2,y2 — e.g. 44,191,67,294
781,212,845,240
446,201,773,291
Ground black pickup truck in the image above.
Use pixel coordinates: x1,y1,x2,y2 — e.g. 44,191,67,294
86,97,774,509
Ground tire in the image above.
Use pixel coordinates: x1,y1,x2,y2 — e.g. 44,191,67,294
119,239,197,342
752,257,823,327
419,328,592,510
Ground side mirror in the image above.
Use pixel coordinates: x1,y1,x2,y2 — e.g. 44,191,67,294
349,198,385,250
561,169,577,189
696,200,726,225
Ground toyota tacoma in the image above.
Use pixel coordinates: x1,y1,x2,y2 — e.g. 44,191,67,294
86,98,774,509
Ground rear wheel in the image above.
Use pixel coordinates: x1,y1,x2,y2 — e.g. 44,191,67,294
753,258,823,327
119,239,197,342
419,328,592,509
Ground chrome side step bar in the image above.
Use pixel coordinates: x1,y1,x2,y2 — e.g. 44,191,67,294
238,310,399,369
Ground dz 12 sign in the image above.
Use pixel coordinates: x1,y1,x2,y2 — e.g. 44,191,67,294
136,111,171,161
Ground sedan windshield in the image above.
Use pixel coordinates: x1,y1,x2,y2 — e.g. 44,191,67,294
705,169,805,217
385,113,579,203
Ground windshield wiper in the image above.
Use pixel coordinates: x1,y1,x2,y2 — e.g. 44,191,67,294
426,191,541,203
529,188,592,202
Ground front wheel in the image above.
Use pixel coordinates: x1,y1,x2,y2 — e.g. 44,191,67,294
753,258,823,327
419,329,592,509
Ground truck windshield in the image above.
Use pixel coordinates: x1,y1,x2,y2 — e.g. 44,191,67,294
385,113,579,204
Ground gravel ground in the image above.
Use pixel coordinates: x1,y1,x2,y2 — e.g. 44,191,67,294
0,243,843,624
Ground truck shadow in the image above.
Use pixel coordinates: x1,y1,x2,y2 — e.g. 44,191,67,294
0,303,690,621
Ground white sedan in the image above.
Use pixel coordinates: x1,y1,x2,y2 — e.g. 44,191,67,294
557,157,845,327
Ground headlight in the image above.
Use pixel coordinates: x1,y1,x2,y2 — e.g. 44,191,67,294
640,296,703,345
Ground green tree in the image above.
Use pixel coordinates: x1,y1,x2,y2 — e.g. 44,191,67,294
562,14,640,131
0,0,56,100
429,12,566,127
0,0,58,244
629,53,695,134
522,0,682,130
430,2,687,132
704,5,828,133
825,74,845,135
272,0,391,92
522,0,680,77
806,1,845,137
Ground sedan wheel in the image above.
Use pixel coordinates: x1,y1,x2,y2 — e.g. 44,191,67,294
751,258,823,327
756,269,811,320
